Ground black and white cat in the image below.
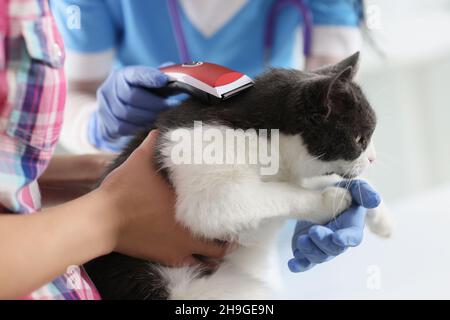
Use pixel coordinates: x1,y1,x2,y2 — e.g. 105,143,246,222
85,52,392,299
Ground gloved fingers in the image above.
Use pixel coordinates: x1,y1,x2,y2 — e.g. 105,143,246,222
116,76,180,111
332,225,364,247
102,80,175,125
327,204,366,231
97,100,143,137
101,92,148,134
171,93,190,102
96,93,124,139
293,220,314,235
288,256,315,273
294,234,329,264
112,104,158,125
308,225,347,256
337,179,381,209
90,117,132,151
349,180,380,208
115,120,145,137
100,133,133,151
122,66,168,89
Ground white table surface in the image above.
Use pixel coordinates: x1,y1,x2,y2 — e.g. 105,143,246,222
273,185,450,299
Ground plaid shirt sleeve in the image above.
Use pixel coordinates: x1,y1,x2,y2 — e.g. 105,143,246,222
0,0,100,300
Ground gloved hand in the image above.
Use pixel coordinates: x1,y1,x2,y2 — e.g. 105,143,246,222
88,66,180,152
288,180,381,273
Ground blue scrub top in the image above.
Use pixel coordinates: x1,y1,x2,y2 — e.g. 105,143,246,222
51,0,361,77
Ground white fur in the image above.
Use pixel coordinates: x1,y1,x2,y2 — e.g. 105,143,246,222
156,126,391,299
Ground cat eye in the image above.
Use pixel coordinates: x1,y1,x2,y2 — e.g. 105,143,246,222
355,135,364,145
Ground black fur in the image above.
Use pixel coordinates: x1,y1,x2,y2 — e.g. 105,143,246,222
84,253,169,300
84,52,376,299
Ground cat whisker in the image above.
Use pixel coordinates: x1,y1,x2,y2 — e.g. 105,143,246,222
305,153,326,164
356,178,364,208
333,163,359,217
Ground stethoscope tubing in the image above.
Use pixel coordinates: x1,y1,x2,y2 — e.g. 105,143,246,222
264,0,312,58
167,0,313,63
167,0,191,63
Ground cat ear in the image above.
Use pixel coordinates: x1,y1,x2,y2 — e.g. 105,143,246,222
322,66,354,118
332,65,354,83
314,51,360,80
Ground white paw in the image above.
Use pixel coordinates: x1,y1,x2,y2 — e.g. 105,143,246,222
315,187,352,224
322,187,352,214
366,206,394,238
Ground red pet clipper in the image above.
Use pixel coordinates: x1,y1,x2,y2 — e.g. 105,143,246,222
158,62,254,104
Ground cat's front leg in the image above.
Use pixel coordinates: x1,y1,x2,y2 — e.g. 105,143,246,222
251,183,353,226
300,174,344,190
293,186,353,224
175,180,352,239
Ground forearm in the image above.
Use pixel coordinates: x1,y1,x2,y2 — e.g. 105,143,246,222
0,190,115,299
58,48,114,154
305,27,362,70
39,154,115,207
306,0,363,70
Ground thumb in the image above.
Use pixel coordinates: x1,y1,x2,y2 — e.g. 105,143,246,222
123,66,168,88
135,130,159,157
193,239,230,260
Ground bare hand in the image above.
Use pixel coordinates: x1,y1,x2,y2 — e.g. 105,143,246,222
98,130,230,267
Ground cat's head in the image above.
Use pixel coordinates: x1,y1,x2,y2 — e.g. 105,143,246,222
283,52,377,178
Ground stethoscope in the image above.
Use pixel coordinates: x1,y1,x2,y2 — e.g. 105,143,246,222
166,0,313,63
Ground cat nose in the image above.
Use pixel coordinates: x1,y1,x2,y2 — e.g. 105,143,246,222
368,155,376,164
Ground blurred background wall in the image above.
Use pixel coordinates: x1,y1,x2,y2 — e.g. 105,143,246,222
361,0,450,202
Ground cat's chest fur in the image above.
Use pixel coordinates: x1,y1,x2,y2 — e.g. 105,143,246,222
155,124,310,240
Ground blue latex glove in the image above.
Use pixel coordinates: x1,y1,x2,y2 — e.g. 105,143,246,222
88,66,180,152
288,180,381,273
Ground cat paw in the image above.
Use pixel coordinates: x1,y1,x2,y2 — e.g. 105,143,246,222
366,206,394,238
315,187,352,224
